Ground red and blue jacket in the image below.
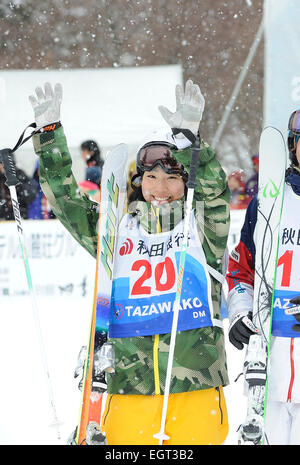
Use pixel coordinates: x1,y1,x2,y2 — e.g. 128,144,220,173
226,172,300,403
226,196,257,300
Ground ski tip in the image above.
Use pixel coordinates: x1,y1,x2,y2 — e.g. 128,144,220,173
262,125,284,138
103,143,129,162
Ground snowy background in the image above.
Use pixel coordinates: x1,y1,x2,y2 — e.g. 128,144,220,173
0,0,266,179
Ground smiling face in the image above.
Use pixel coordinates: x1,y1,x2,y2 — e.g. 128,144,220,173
141,165,185,206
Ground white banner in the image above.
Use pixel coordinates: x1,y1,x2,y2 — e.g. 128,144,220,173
264,0,300,134
0,219,96,299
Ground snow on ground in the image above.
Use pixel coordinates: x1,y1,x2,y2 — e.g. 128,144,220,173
223,318,248,445
0,295,89,445
0,293,246,445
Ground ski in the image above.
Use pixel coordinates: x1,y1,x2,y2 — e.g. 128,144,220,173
75,144,128,445
239,126,287,445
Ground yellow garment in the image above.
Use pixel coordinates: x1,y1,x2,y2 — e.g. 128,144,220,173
101,387,228,445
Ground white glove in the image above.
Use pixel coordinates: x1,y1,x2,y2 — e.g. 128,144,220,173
158,79,205,138
29,82,63,129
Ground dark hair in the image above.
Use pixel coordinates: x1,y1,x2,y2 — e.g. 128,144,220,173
80,140,102,166
128,186,146,203
129,173,146,202
81,139,99,153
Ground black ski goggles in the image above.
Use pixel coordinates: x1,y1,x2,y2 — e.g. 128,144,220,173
288,110,300,135
137,143,186,177
288,110,300,151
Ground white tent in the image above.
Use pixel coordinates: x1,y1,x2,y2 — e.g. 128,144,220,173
0,65,182,179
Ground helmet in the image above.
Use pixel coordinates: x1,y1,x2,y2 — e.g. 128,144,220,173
136,128,178,152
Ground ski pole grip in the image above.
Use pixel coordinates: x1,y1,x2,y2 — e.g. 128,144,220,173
0,149,19,187
186,134,201,189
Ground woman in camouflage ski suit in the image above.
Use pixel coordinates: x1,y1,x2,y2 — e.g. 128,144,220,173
28,80,230,445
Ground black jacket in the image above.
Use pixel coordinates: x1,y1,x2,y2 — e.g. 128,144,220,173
0,167,37,220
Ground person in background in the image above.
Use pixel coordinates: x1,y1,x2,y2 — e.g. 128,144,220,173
228,170,249,210
80,140,104,187
0,157,37,221
28,161,55,219
226,109,300,444
78,179,100,203
245,154,259,198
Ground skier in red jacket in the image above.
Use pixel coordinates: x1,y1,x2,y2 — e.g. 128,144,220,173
226,109,300,445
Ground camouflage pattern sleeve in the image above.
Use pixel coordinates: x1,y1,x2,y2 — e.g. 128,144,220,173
32,127,99,258
173,141,230,273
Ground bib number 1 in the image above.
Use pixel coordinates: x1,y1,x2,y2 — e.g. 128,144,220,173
277,250,293,288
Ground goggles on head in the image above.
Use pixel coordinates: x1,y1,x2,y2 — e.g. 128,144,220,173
288,110,300,134
288,110,300,152
136,143,187,177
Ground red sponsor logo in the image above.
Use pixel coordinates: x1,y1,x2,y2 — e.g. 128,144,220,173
119,238,133,256
97,297,109,307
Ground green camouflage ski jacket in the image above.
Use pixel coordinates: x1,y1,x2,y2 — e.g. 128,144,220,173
32,126,230,395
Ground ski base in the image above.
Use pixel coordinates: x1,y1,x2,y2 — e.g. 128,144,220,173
240,127,287,445
75,144,128,445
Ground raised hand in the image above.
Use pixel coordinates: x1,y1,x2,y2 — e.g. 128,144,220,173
158,79,205,138
29,82,63,129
